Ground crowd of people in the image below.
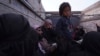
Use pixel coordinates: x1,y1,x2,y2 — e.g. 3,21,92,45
0,2,100,56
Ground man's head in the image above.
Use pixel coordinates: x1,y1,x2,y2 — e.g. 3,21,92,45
44,19,53,29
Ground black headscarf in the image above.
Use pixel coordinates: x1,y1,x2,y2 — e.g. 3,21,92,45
81,31,100,56
0,13,39,56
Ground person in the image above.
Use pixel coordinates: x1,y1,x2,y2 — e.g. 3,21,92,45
33,25,47,56
74,26,85,42
41,19,57,44
81,31,100,56
33,24,57,56
55,2,82,56
56,2,74,40
41,19,58,56
68,31,100,56
0,13,39,56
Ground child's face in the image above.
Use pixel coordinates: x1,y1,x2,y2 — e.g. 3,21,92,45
63,7,71,17
36,27,43,35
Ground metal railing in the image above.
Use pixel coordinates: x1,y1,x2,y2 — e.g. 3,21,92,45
81,14,100,22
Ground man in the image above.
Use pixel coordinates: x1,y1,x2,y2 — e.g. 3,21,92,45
41,19,57,44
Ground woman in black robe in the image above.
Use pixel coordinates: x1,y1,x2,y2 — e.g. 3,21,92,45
81,31,100,56
0,13,39,56
68,31,100,56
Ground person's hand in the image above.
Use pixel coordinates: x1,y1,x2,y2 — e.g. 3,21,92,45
52,43,57,48
40,38,50,50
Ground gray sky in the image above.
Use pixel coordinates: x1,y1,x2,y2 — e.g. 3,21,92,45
42,0,99,11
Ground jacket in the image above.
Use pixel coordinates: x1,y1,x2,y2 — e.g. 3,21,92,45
56,16,74,40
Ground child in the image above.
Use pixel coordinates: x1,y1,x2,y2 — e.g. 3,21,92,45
56,2,74,40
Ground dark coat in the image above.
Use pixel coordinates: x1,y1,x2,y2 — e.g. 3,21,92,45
0,13,39,56
74,28,85,40
81,31,100,56
41,26,57,44
55,36,81,56
56,16,74,40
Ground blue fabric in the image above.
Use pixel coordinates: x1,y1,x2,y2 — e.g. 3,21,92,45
56,16,74,40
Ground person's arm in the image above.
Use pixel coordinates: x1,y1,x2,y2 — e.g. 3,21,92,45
56,19,66,37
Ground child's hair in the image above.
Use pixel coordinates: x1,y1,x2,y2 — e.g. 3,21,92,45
59,2,71,16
